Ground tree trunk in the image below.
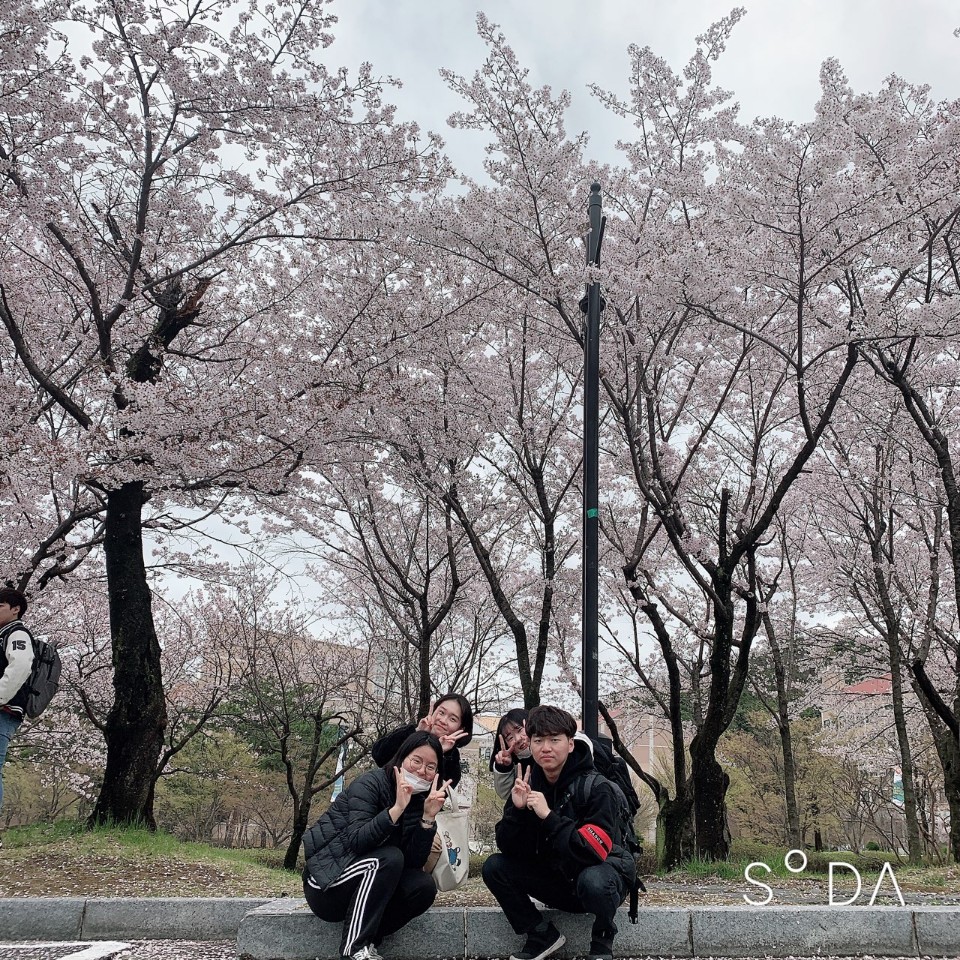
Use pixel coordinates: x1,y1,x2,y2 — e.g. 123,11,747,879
922,699,960,862
689,744,731,860
887,638,923,862
687,567,737,861
770,639,802,847
285,798,310,870
776,709,802,848
419,628,431,720
89,481,167,829
656,792,696,870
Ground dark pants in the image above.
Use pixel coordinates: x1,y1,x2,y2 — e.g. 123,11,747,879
303,846,436,956
483,852,626,938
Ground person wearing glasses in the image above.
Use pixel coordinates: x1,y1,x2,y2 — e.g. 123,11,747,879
302,731,451,960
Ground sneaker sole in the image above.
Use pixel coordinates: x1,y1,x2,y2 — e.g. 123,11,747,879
510,933,566,960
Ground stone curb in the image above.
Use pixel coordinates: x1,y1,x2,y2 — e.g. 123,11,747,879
0,896,271,942
237,901,960,959
1,898,959,958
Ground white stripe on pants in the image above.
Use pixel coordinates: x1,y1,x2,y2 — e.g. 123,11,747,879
323,857,381,954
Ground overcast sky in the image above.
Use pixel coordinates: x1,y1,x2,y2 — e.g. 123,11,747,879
331,0,960,181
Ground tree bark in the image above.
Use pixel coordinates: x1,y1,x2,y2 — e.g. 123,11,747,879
656,792,696,870
686,566,738,861
285,797,311,871
936,728,960,863
773,660,802,848
915,682,960,862
89,480,167,828
887,636,923,862
761,607,802,847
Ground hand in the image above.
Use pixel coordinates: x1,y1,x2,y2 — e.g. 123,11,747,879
439,729,469,753
493,734,513,767
424,775,452,819
417,702,435,732
511,765,531,810
390,766,414,823
526,790,550,820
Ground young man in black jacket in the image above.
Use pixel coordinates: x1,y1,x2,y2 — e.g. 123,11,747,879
482,705,634,960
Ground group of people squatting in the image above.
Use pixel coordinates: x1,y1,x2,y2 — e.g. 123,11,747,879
301,695,636,960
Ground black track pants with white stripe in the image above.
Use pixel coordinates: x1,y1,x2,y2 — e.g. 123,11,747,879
303,845,437,955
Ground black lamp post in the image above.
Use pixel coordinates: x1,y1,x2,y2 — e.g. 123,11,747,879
580,182,606,739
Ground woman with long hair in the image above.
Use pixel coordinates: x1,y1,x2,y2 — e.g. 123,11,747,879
371,693,473,787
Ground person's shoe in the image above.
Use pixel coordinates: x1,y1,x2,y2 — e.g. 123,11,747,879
509,921,565,960
587,927,615,960
344,946,383,960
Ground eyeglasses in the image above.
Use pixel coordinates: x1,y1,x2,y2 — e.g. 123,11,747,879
406,756,438,776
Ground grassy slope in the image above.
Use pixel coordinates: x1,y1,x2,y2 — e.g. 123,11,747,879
1,824,957,904
0,822,303,898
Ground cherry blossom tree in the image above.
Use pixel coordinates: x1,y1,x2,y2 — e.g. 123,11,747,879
293,470,469,719
811,379,959,860
415,12,960,865
0,0,440,826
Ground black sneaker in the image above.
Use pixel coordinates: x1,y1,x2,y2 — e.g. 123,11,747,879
509,921,565,960
587,928,615,960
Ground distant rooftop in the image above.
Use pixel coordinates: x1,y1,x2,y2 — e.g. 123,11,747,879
843,675,893,695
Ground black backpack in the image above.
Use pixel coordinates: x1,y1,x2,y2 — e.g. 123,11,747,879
586,735,643,822
563,769,646,923
0,622,62,720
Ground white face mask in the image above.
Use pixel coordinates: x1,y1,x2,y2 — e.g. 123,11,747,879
517,747,532,759
401,768,434,793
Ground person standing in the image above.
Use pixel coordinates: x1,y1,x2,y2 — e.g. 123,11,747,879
0,587,33,845
482,705,635,960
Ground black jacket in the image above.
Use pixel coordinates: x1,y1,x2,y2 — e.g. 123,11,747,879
302,766,435,890
371,723,463,787
495,738,634,886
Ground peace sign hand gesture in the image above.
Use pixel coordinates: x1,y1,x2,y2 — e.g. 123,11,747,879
389,766,415,824
417,702,435,733
424,775,452,820
511,765,532,810
439,729,469,753
493,734,513,767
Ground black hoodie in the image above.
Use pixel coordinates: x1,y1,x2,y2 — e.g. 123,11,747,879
494,737,635,886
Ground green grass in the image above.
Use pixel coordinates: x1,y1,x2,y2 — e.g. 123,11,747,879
1,819,305,898
5,820,957,900
4,819,287,867
658,839,957,890
666,855,746,880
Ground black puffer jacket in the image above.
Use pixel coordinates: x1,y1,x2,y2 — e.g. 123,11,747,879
371,723,463,787
302,767,435,890
495,738,635,886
